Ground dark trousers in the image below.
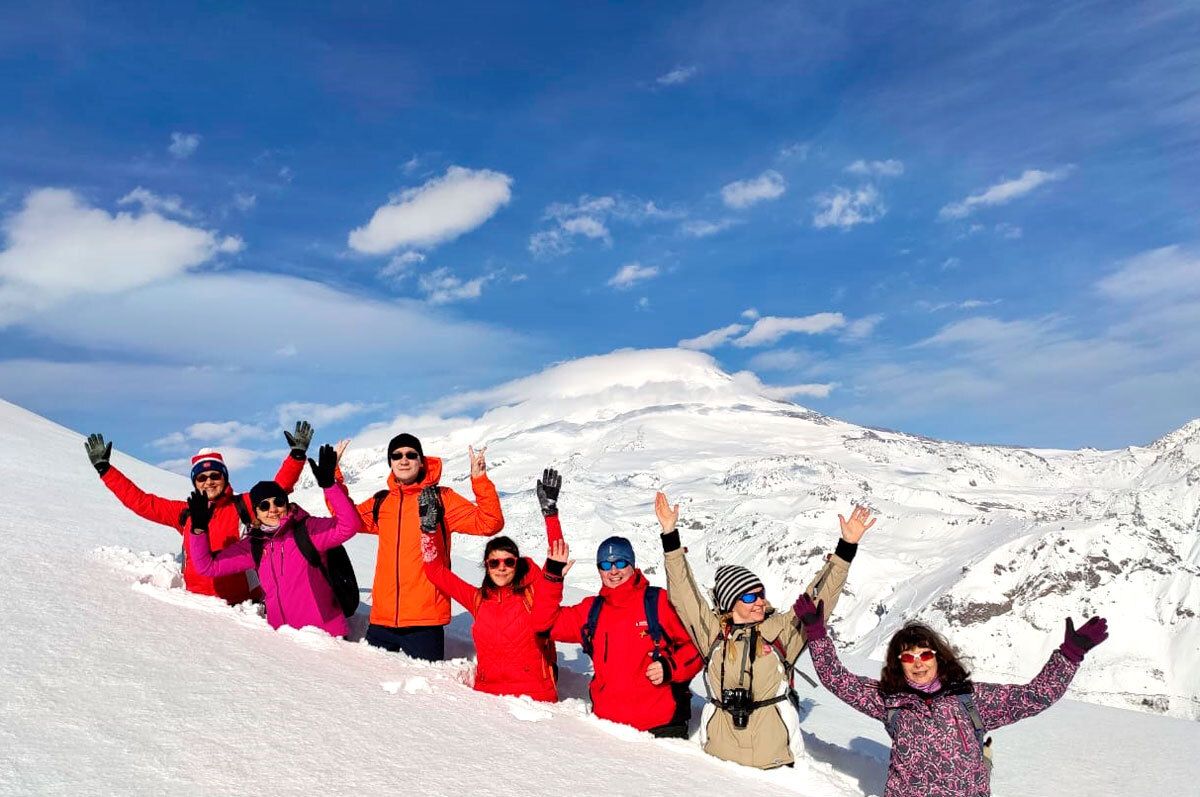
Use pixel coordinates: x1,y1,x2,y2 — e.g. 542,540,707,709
365,624,445,661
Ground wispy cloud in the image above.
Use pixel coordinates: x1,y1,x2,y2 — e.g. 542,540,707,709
418,267,493,304
916,298,1001,312
275,401,381,428
812,184,886,229
530,194,681,257
118,187,195,219
721,170,786,209
846,159,904,178
657,65,698,86
678,323,747,351
777,142,810,162
168,132,201,159
842,313,884,340
733,313,846,347
939,166,1074,220
759,382,836,400
348,166,513,255
679,218,737,238
747,348,815,371
1095,245,1200,301
379,250,426,281
608,262,660,289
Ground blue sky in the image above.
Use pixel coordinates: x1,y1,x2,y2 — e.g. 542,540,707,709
2,1,1199,478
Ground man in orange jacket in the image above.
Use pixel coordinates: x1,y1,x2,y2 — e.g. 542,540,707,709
83,422,313,604
353,433,504,660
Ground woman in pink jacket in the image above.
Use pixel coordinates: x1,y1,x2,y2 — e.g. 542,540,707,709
186,445,363,638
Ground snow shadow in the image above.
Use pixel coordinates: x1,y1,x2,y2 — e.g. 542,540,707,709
801,728,888,796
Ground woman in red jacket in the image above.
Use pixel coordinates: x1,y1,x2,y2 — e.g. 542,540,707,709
418,469,569,702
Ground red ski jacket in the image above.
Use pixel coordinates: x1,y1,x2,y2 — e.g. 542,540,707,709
551,570,703,731
100,454,305,603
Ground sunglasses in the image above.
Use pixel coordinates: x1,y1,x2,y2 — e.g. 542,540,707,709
738,590,766,604
256,496,287,512
194,472,224,484
899,650,936,665
486,556,517,570
598,559,631,571
389,451,421,461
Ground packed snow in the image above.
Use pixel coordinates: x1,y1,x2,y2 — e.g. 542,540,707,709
2,347,1199,795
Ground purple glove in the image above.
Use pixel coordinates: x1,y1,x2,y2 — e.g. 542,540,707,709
1060,616,1108,663
794,594,827,640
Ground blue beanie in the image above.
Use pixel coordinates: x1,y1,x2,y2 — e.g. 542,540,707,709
596,536,635,567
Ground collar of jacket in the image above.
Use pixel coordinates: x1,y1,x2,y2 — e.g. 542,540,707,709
886,679,974,706
722,608,790,643
262,505,311,538
387,456,444,495
598,569,647,606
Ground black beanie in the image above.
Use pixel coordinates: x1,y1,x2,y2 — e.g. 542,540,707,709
387,433,424,461
249,480,288,508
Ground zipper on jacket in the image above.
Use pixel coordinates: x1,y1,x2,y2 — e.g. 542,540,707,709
394,491,404,627
602,632,608,662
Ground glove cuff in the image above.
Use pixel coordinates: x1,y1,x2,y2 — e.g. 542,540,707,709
1059,641,1085,664
544,559,566,579
290,448,307,461
660,530,681,553
835,538,858,563
94,462,110,477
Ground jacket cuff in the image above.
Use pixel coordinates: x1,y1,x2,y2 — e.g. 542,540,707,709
544,559,566,580
94,462,110,477
1058,641,1085,664
661,530,681,553
835,538,858,563
289,448,306,461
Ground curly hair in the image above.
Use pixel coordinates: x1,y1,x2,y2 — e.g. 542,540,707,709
879,622,971,694
479,536,532,599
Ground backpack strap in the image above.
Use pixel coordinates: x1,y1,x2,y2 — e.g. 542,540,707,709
581,596,605,657
231,493,254,531
291,519,325,571
643,586,665,657
955,692,992,759
371,489,389,527
250,534,265,569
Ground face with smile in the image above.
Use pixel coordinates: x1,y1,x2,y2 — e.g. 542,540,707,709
900,646,939,685
486,552,518,588
599,561,633,589
730,589,766,624
193,470,226,501
389,447,423,485
255,496,288,528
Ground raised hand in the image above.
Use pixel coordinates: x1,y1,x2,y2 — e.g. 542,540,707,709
1061,616,1109,663
546,538,574,578
655,491,680,535
186,490,211,533
284,420,314,458
537,468,562,516
334,439,351,464
838,505,876,543
793,593,827,640
469,445,488,478
84,433,112,475
418,486,443,534
308,444,337,488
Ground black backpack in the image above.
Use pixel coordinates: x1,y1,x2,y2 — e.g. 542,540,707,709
233,495,361,618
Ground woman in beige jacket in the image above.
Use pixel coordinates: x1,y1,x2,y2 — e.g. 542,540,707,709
655,492,875,769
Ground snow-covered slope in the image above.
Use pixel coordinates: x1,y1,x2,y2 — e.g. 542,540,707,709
327,348,1200,720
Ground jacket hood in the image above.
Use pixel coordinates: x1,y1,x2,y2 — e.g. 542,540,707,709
387,455,443,494
598,569,648,606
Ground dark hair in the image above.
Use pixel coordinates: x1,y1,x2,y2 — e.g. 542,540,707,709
879,622,971,694
480,536,531,599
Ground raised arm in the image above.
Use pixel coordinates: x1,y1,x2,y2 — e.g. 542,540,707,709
86,434,188,532
302,446,365,551
184,491,255,578
531,538,571,632
536,468,564,545
973,617,1105,730
440,446,504,536
548,598,589,644
656,492,721,652
658,594,705,683
418,521,481,614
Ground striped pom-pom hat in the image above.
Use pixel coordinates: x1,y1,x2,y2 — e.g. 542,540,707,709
712,564,765,613
190,450,229,482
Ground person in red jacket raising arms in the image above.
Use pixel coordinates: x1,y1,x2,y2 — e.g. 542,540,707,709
83,421,315,605
418,468,570,702
550,529,703,738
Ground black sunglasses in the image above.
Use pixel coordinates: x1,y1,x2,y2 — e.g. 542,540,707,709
256,496,287,512
194,471,224,484
389,451,421,461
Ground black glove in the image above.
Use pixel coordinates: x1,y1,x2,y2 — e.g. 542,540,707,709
186,490,211,534
284,420,314,460
84,433,112,476
536,468,561,517
418,486,443,534
308,444,337,488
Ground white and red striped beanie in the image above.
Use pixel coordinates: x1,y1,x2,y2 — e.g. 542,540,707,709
190,450,229,482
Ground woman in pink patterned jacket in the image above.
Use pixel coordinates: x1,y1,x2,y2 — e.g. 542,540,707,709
794,595,1107,797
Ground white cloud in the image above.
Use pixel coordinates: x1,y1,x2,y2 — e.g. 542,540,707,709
759,382,836,400
118,187,194,218
402,155,421,175
939,166,1074,220
812,184,886,229
777,142,810,162
418,267,491,304
678,324,747,351
846,159,905,178
842,314,884,340
941,257,961,270
151,420,272,450
0,188,241,324
379,250,426,280
747,348,814,371
680,218,737,238
156,445,279,476
917,298,1001,312
657,65,698,86
721,170,786,209
1095,245,1200,302
733,313,846,347
233,193,257,212
608,262,660,289
348,166,513,255
275,401,380,428
168,132,201,159
561,215,610,241
995,222,1023,239
741,308,760,319
530,194,680,257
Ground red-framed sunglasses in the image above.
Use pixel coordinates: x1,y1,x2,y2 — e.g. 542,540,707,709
486,556,517,570
899,650,936,665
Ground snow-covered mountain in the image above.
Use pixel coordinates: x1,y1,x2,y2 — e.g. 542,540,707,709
325,348,1200,720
